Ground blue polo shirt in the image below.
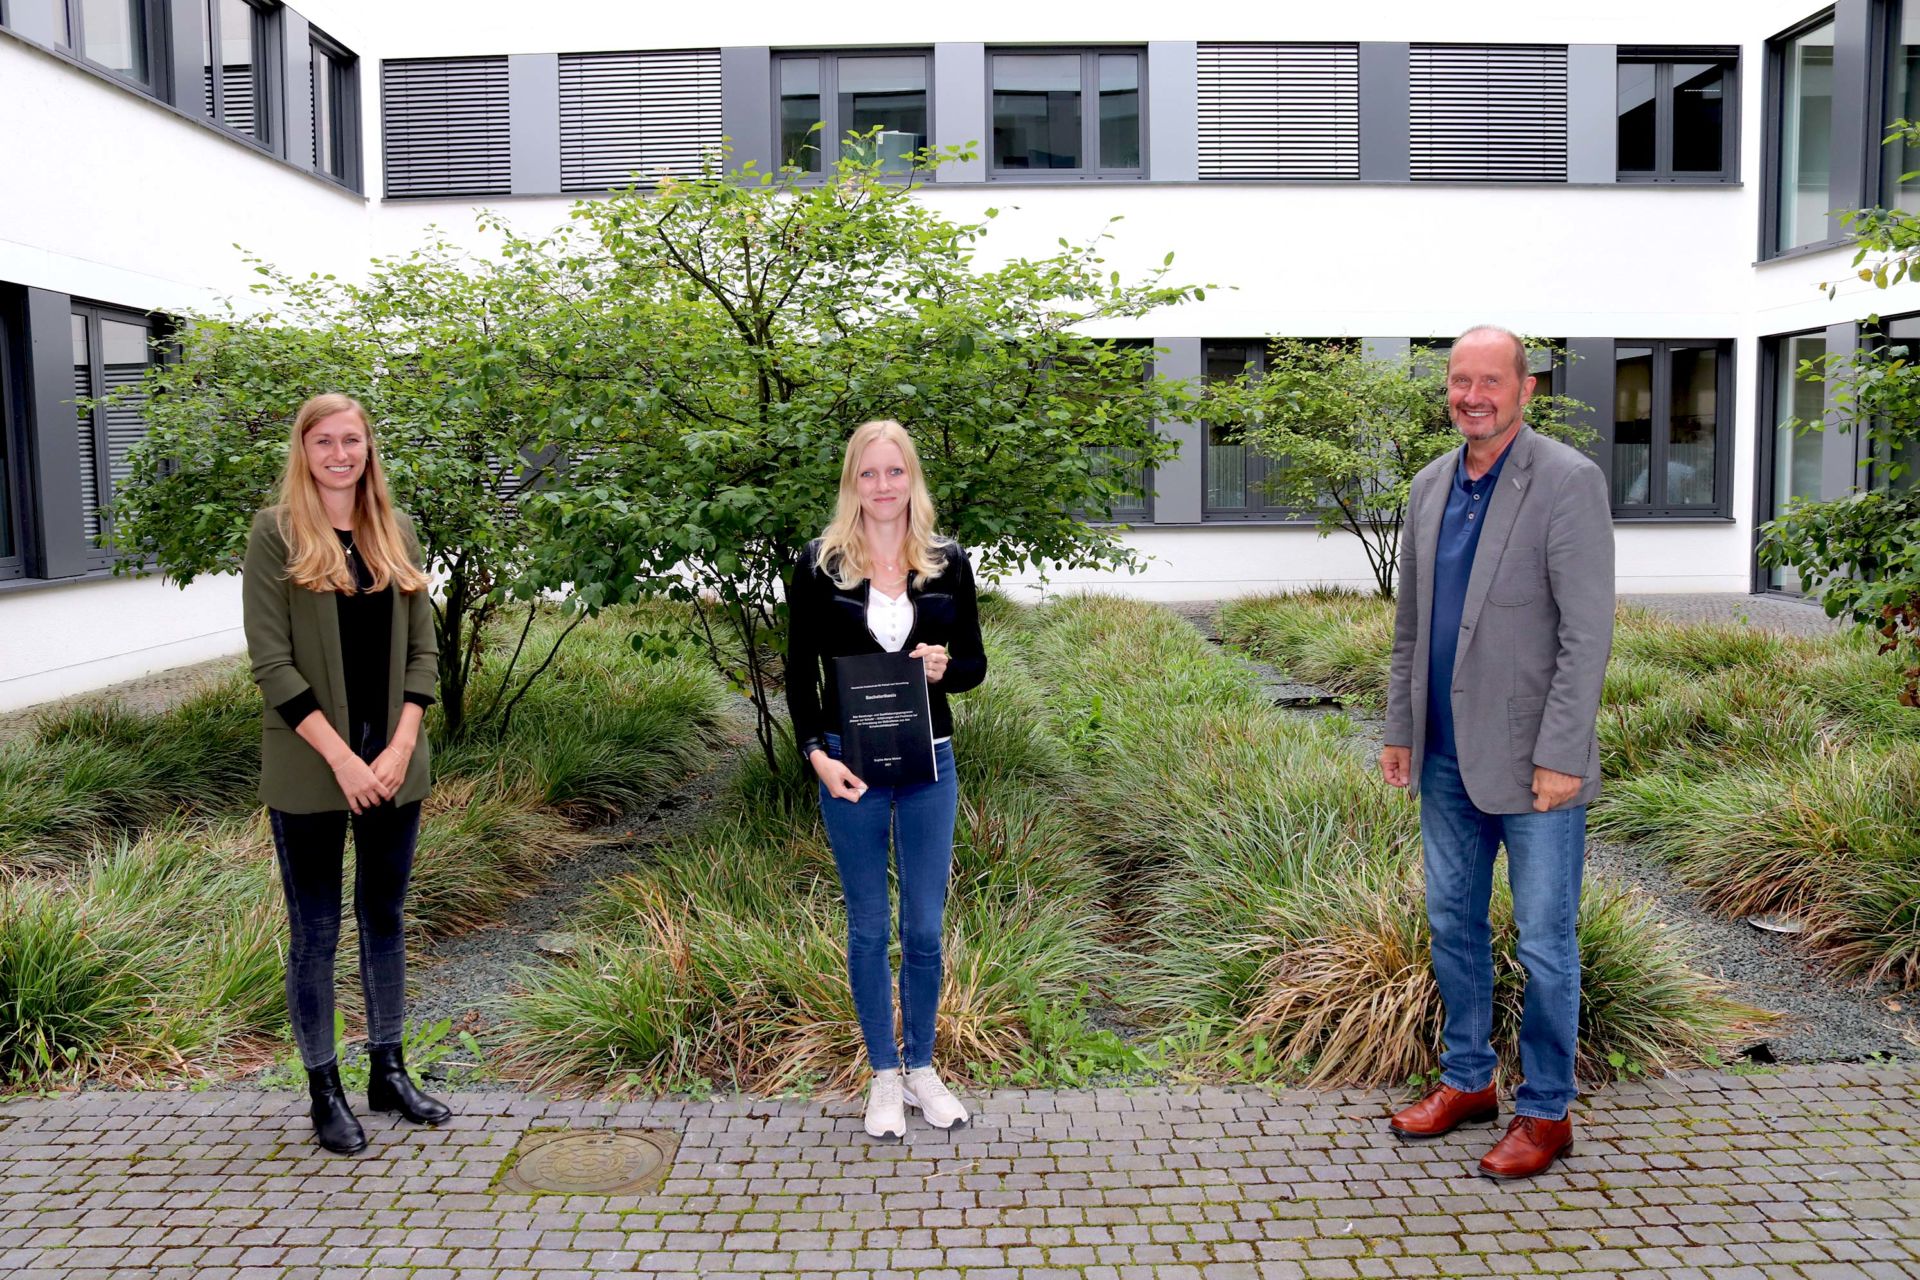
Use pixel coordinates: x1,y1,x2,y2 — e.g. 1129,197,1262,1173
1426,438,1515,762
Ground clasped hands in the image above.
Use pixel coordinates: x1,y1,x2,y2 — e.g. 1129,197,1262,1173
329,734,416,815
811,643,949,804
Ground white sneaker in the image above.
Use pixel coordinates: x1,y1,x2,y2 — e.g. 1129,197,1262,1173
902,1066,970,1130
864,1068,906,1140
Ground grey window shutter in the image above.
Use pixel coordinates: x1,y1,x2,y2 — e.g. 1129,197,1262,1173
559,49,723,192
1408,44,1568,182
222,65,257,137
73,361,101,542
1197,43,1360,180
382,57,512,197
102,359,149,518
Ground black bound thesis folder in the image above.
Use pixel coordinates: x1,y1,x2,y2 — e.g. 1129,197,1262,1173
833,650,938,785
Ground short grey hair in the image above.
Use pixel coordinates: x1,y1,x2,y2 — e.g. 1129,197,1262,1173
1451,325,1529,382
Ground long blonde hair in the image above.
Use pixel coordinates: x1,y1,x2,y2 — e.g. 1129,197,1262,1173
816,420,949,590
274,394,428,595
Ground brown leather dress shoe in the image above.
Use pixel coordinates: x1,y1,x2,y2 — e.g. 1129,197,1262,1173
1388,1083,1499,1138
1477,1114,1574,1179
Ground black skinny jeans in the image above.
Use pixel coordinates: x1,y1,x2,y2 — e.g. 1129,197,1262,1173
268,722,421,1070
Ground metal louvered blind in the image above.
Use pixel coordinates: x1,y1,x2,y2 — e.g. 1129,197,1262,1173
221,64,257,137
559,49,723,191
205,66,261,138
1197,43,1359,180
103,362,148,505
72,362,100,541
1408,44,1567,182
382,57,511,198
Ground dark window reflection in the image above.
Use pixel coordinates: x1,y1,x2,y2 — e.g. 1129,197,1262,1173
1617,62,1657,172
993,54,1082,170
779,57,823,172
1098,54,1140,170
1613,347,1654,507
1671,63,1724,173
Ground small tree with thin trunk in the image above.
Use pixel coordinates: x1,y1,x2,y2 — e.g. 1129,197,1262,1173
104,230,594,741
514,146,1206,770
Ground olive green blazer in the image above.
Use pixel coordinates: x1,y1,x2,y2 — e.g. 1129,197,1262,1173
242,507,438,813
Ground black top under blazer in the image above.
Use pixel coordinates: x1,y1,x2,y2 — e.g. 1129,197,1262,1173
785,537,988,762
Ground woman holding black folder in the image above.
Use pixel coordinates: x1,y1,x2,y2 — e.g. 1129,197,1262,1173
786,419,988,1141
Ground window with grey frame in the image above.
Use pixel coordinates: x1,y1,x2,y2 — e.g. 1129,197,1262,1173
1766,11,1838,255
1759,329,1828,591
1201,340,1315,521
0,306,22,581
990,48,1143,178
775,51,929,175
59,0,167,92
1609,340,1731,517
200,0,274,142
1617,49,1737,182
310,27,360,187
69,303,158,564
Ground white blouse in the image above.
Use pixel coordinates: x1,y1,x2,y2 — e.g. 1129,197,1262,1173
866,584,913,653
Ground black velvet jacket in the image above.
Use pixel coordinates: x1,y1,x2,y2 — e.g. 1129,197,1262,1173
785,537,988,761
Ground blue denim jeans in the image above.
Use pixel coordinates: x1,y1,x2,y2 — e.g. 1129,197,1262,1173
817,735,959,1072
1419,748,1586,1120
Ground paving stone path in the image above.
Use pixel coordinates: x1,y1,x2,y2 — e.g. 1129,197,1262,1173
3,1066,1916,1279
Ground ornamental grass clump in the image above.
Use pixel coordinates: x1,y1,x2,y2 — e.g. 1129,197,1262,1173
0,666,261,869
1597,744,1920,987
1215,589,1396,704
1024,594,1755,1085
0,817,285,1085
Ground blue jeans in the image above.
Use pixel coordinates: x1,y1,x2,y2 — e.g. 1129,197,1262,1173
818,735,959,1072
1419,749,1586,1120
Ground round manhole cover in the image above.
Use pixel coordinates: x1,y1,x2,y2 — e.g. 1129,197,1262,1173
500,1128,678,1196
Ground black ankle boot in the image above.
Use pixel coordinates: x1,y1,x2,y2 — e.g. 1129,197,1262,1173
365,1043,451,1125
307,1061,368,1155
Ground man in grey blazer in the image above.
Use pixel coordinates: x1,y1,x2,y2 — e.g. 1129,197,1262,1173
1380,325,1614,1180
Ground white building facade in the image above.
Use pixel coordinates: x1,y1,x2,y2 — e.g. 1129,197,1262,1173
0,0,1905,707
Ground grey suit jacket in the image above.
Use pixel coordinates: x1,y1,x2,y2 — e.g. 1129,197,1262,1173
1385,426,1615,814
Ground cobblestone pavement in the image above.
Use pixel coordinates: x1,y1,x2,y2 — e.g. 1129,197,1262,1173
2,1067,1915,1279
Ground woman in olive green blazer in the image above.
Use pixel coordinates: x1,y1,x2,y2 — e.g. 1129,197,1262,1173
242,392,451,1156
